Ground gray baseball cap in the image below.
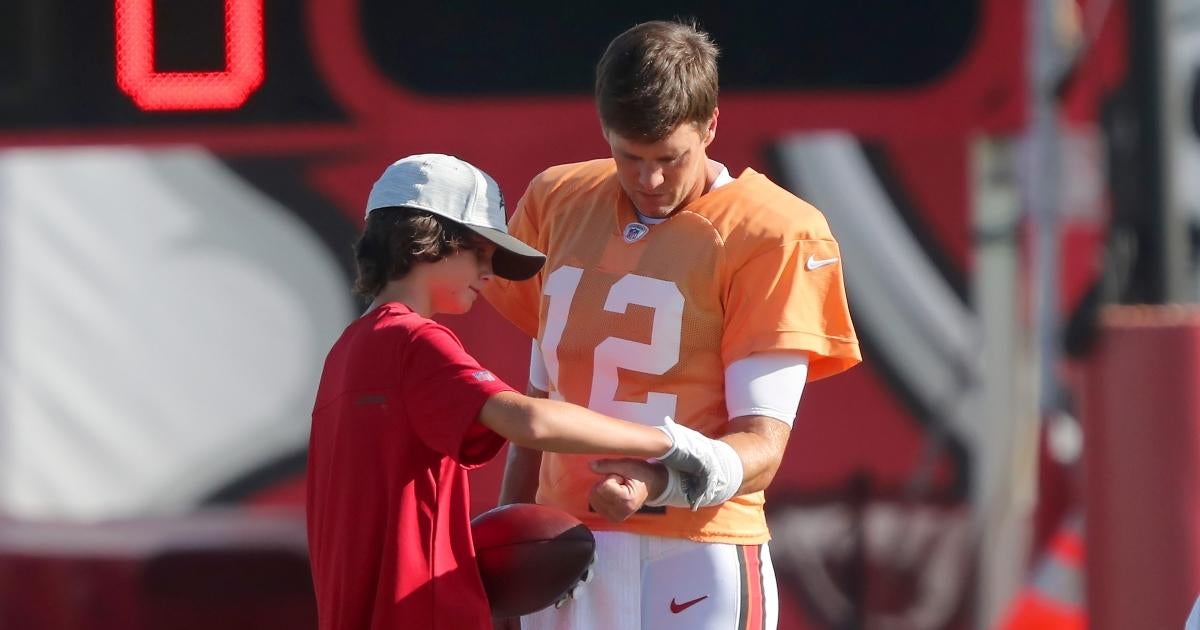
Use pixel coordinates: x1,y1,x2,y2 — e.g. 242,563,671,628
365,154,546,281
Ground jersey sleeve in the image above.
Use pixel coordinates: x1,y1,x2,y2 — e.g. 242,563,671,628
400,323,514,467
481,178,546,339
721,238,861,381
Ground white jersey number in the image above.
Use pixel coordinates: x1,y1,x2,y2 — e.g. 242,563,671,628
540,266,682,424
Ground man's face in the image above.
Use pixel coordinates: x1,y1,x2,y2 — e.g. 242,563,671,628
606,114,717,219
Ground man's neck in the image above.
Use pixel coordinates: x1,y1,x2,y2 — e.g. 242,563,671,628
704,158,724,190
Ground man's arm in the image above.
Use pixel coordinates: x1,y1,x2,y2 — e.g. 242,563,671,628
719,351,808,494
496,385,546,505
588,415,789,521
722,415,791,494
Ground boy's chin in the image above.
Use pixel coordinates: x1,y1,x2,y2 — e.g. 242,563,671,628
441,300,474,316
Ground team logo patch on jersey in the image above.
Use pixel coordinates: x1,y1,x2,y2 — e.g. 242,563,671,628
623,222,649,243
473,370,496,382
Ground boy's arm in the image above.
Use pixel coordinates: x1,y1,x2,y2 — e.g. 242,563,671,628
478,390,673,457
485,384,747,513
496,385,546,506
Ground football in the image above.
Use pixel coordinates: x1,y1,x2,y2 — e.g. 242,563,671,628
470,503,595,617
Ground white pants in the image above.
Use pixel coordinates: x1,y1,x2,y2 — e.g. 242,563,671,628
521,531,778,630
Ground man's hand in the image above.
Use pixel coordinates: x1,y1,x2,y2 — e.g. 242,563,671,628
587,459,667,522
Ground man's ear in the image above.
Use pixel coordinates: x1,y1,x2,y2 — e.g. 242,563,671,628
704,108,719,146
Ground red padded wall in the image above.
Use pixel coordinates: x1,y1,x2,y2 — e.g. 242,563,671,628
1082,306,1200,630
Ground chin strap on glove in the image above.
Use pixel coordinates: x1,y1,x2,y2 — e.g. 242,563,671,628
646,416,744,510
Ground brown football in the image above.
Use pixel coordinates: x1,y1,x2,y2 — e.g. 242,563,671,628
470,503,595,617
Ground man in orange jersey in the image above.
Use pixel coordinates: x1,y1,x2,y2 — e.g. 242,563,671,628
483,20,861,630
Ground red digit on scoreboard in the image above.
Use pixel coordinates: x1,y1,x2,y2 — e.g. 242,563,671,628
115,0,264,111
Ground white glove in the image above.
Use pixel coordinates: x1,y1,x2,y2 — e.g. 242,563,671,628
650,416,744,510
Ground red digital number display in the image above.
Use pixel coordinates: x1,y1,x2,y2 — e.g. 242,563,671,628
115,0,264,111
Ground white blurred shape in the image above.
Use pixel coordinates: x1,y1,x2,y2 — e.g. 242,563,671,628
0,147,353,520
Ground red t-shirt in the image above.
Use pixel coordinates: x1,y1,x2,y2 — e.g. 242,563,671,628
306,303,512,630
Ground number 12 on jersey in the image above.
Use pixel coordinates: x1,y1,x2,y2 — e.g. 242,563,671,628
539,266,683,425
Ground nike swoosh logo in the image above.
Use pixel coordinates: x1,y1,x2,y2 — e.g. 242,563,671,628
670,595,709,614
805,254,840,271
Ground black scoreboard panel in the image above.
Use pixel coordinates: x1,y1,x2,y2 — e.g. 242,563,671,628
0,0,978,130
363,0,979,95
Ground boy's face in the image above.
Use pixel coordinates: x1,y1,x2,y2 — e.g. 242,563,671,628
606,113,717,219
428,241,496,315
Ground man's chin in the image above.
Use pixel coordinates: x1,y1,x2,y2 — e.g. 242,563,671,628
628,193,674,218
640,203,676,219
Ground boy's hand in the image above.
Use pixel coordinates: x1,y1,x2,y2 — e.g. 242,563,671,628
653,417,744,509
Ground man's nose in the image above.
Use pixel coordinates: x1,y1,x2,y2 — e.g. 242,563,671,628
639,164,664,190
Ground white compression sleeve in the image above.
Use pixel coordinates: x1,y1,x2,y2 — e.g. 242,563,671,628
528,339,549,392
725,352,810,425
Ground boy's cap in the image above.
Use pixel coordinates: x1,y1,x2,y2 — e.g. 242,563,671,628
365,154,546,281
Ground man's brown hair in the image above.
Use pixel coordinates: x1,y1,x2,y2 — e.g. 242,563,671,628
352,208,480,299
595,20,719,142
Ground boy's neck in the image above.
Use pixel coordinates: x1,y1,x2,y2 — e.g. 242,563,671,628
368,276,430,317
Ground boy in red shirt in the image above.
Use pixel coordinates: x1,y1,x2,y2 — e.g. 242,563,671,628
306,154,732,630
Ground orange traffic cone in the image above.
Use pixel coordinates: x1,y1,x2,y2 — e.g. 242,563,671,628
996,515,1086,630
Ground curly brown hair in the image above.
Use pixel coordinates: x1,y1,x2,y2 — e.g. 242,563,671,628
351,208,482,299
595,20,719,142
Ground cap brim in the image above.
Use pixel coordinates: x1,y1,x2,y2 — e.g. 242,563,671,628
465,225,546,281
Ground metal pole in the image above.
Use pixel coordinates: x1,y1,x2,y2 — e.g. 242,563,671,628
1120,0,1190,303
1029,0,1067,416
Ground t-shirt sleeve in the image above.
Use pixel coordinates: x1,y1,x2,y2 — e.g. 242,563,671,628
400,323,514,467
722,238,861,381
481,179,545,339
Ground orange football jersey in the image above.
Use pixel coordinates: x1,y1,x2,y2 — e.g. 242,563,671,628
483,159,860,544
